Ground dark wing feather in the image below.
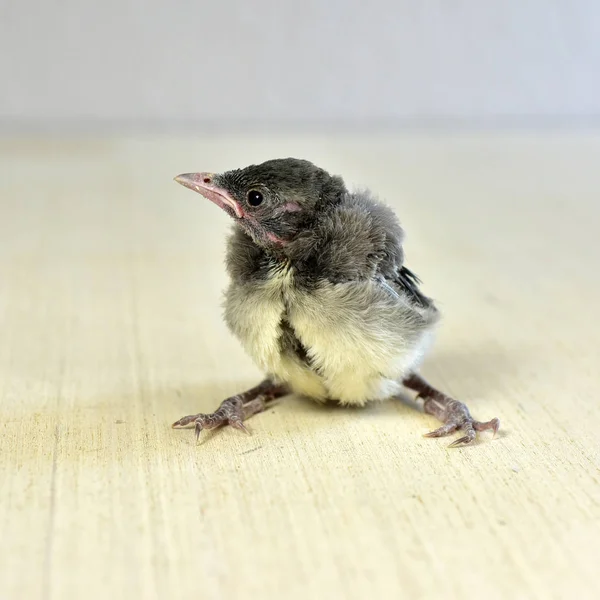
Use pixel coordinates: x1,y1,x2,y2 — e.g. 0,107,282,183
389,266,433,309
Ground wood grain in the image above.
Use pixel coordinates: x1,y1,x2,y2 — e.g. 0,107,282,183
1,132,599,600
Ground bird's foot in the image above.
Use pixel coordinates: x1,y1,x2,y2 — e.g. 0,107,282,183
403,373,500,448
421,397,500,448
172,379,289,440
172,396,264,439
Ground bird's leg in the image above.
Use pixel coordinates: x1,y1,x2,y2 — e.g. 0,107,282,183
172,378,289,439
402,373,500,447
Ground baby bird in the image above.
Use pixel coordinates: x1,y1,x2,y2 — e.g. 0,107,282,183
172,158,499,447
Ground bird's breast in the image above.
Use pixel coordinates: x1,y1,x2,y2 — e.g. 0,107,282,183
224,264,437,404
223,265,330,400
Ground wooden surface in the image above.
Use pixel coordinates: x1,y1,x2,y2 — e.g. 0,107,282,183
1,132,599,600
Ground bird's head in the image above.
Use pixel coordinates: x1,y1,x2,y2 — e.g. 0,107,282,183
174,158,346,249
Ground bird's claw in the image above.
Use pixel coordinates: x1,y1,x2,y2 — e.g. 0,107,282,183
418,389,500,448
189,413,251,440
173,395,249,439
424,413,500,448
173,391,279,441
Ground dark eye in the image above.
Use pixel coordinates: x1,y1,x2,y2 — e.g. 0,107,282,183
247,190,264,206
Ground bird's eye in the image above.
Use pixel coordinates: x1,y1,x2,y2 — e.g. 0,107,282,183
247,190,264,206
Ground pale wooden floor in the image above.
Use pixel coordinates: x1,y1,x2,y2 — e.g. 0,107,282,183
1,132,599,600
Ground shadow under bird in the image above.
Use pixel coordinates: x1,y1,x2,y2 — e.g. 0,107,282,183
172,158,499,447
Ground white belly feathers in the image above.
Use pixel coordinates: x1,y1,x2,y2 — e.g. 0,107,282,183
224,264,437,405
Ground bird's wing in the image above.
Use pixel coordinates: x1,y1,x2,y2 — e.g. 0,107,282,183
296,189,435,310
381,265,434,309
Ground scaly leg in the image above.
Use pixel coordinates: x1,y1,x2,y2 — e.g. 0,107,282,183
172,378,289,440
403,373,500,447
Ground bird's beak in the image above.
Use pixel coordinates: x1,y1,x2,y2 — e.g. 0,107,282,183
174,172,244,218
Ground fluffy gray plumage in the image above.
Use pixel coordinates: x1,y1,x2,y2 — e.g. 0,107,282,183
172,158,500,446
215,158,439,405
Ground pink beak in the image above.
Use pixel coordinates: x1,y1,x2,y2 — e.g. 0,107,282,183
174,172,244,218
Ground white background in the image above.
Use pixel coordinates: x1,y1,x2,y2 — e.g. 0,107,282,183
1,1,599,128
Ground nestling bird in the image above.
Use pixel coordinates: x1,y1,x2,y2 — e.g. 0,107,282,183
172,158,499,447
